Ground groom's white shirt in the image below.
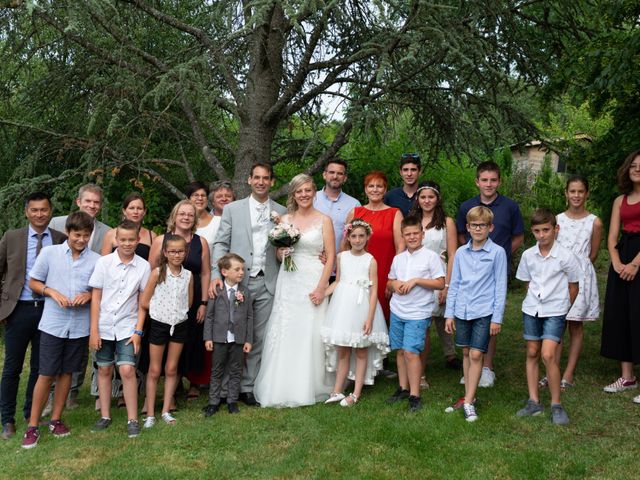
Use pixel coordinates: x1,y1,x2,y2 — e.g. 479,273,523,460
248,195,270,277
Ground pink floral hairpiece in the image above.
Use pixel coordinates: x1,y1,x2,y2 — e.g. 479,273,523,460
343,218,373,236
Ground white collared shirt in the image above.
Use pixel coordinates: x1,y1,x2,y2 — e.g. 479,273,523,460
89,251,151,340
516,241,581,317
149,266,191,326
225,282,239,343
248,195,271,277
388,246,445,320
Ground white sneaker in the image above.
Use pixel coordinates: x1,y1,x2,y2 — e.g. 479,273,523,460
143,416,156,429
478,367,495,388
633,395,640,404
459,376,465,385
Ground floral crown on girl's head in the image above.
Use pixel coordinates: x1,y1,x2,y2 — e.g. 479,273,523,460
343,218,373,236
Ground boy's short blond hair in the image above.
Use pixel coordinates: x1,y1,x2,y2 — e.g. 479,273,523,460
466,206,494,224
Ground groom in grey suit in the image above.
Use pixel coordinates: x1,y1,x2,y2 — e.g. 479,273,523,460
211,162,287,405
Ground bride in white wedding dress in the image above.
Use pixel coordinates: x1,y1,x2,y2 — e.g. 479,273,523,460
254,174,336,407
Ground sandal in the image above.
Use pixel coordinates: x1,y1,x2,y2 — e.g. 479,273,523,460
324,393,345,404
161,412,176,425
340,393,358,407
561,379,575,390
538,377,548,388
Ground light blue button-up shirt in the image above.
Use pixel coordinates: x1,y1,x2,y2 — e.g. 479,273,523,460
313,187,360,252
444,238,507,324
29,241,100,338
20,226,53,301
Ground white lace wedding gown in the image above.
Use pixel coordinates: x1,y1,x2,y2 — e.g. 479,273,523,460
254,223,333,407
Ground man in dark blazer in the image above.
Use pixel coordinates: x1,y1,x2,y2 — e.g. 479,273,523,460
0,192,66,440
203,253,254,415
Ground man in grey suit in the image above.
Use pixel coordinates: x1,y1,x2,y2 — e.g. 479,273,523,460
47,183,110,408
0,192,66,440
49,183,110,254
211,162,287,406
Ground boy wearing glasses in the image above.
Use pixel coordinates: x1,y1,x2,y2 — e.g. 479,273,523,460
515,208,579,425
444,206,507,421
455,161,524,387
384,153,422,216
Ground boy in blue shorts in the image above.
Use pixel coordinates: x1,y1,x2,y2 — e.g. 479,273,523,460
386,216,445,412
515,208,580,425
89,220,150,438
21,212,100,449
444,206,507,422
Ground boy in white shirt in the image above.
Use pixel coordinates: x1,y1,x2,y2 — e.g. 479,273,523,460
386,216,445,412
515,208,580,425
89,220,150,438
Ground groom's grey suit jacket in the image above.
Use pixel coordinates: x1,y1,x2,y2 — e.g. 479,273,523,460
211,196,287,294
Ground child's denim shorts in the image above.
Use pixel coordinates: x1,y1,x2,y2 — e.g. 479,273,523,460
522,313,566,343
454,315,492,353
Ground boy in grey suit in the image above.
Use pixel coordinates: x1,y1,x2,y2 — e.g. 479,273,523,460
203,254,253,415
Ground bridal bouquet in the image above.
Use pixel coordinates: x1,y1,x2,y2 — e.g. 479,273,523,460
268,222,301,272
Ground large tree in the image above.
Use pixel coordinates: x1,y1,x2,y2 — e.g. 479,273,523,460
0,0,594,205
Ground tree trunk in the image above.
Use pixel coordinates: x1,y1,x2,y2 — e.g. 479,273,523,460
233,3,286,198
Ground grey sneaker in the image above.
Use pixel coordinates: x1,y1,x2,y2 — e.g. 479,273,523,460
463,403,478,422
516,399,544,417
127,420,141,438
91,417,112,432
551,404,569,425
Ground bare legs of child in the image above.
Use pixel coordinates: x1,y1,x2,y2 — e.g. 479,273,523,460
144,342,183,426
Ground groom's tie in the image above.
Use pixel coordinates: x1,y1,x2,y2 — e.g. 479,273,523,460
228,287,235,335
256,203,268,224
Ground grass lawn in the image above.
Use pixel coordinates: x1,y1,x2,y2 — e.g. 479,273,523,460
1,258,639,479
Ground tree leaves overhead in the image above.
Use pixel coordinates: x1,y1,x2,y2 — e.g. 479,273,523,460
0,0,597,209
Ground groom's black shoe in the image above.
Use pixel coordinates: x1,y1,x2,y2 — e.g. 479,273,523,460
240,392,260,407
228,403,240,414
203,404,220,417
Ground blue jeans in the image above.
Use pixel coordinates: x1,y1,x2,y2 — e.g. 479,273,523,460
0,302,42,426
454,315,492,353
522,313,566,343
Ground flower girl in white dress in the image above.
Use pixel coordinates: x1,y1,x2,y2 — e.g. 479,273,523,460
322,219,389,406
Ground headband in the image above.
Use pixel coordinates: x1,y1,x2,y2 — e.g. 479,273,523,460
416,185,440,196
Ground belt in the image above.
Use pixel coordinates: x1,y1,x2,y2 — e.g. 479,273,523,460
18,300,45,308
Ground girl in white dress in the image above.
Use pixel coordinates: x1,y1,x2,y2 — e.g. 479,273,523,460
544,175,603,389
254,174,335,407
139,235,193,426
322,219,389,407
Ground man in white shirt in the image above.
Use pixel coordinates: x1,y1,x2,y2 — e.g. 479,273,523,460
211,163,287,406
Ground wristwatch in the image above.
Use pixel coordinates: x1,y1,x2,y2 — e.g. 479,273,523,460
133,330,144,336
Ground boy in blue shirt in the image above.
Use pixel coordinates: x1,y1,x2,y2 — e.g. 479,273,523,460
21,212,100,449
456,160,524,387
445,206,507,421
